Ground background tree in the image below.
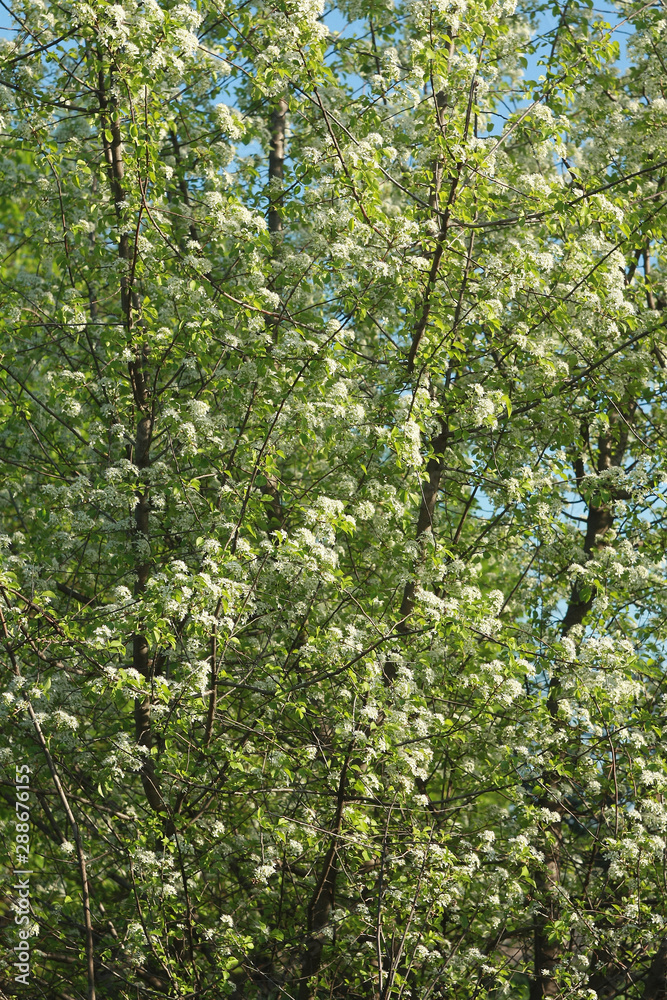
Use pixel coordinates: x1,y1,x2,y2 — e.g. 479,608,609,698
0,0,666,997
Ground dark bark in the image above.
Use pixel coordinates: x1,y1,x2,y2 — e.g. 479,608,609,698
100,71,162,817
269,96,287,234
383,423,448,684
406,51,456,373
533,408,635,999
644,939,667,1000
297,754,350,1000
406,178,458,373
398,424,449,621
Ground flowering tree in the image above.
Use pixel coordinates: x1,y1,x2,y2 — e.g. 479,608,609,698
0,0,666,996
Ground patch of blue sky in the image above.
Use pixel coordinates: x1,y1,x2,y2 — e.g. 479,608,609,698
0,2,17,38
484,4,635,138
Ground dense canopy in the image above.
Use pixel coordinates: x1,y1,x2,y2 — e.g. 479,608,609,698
1,0,667,997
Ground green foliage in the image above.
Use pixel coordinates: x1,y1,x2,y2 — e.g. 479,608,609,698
0,0,666,997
